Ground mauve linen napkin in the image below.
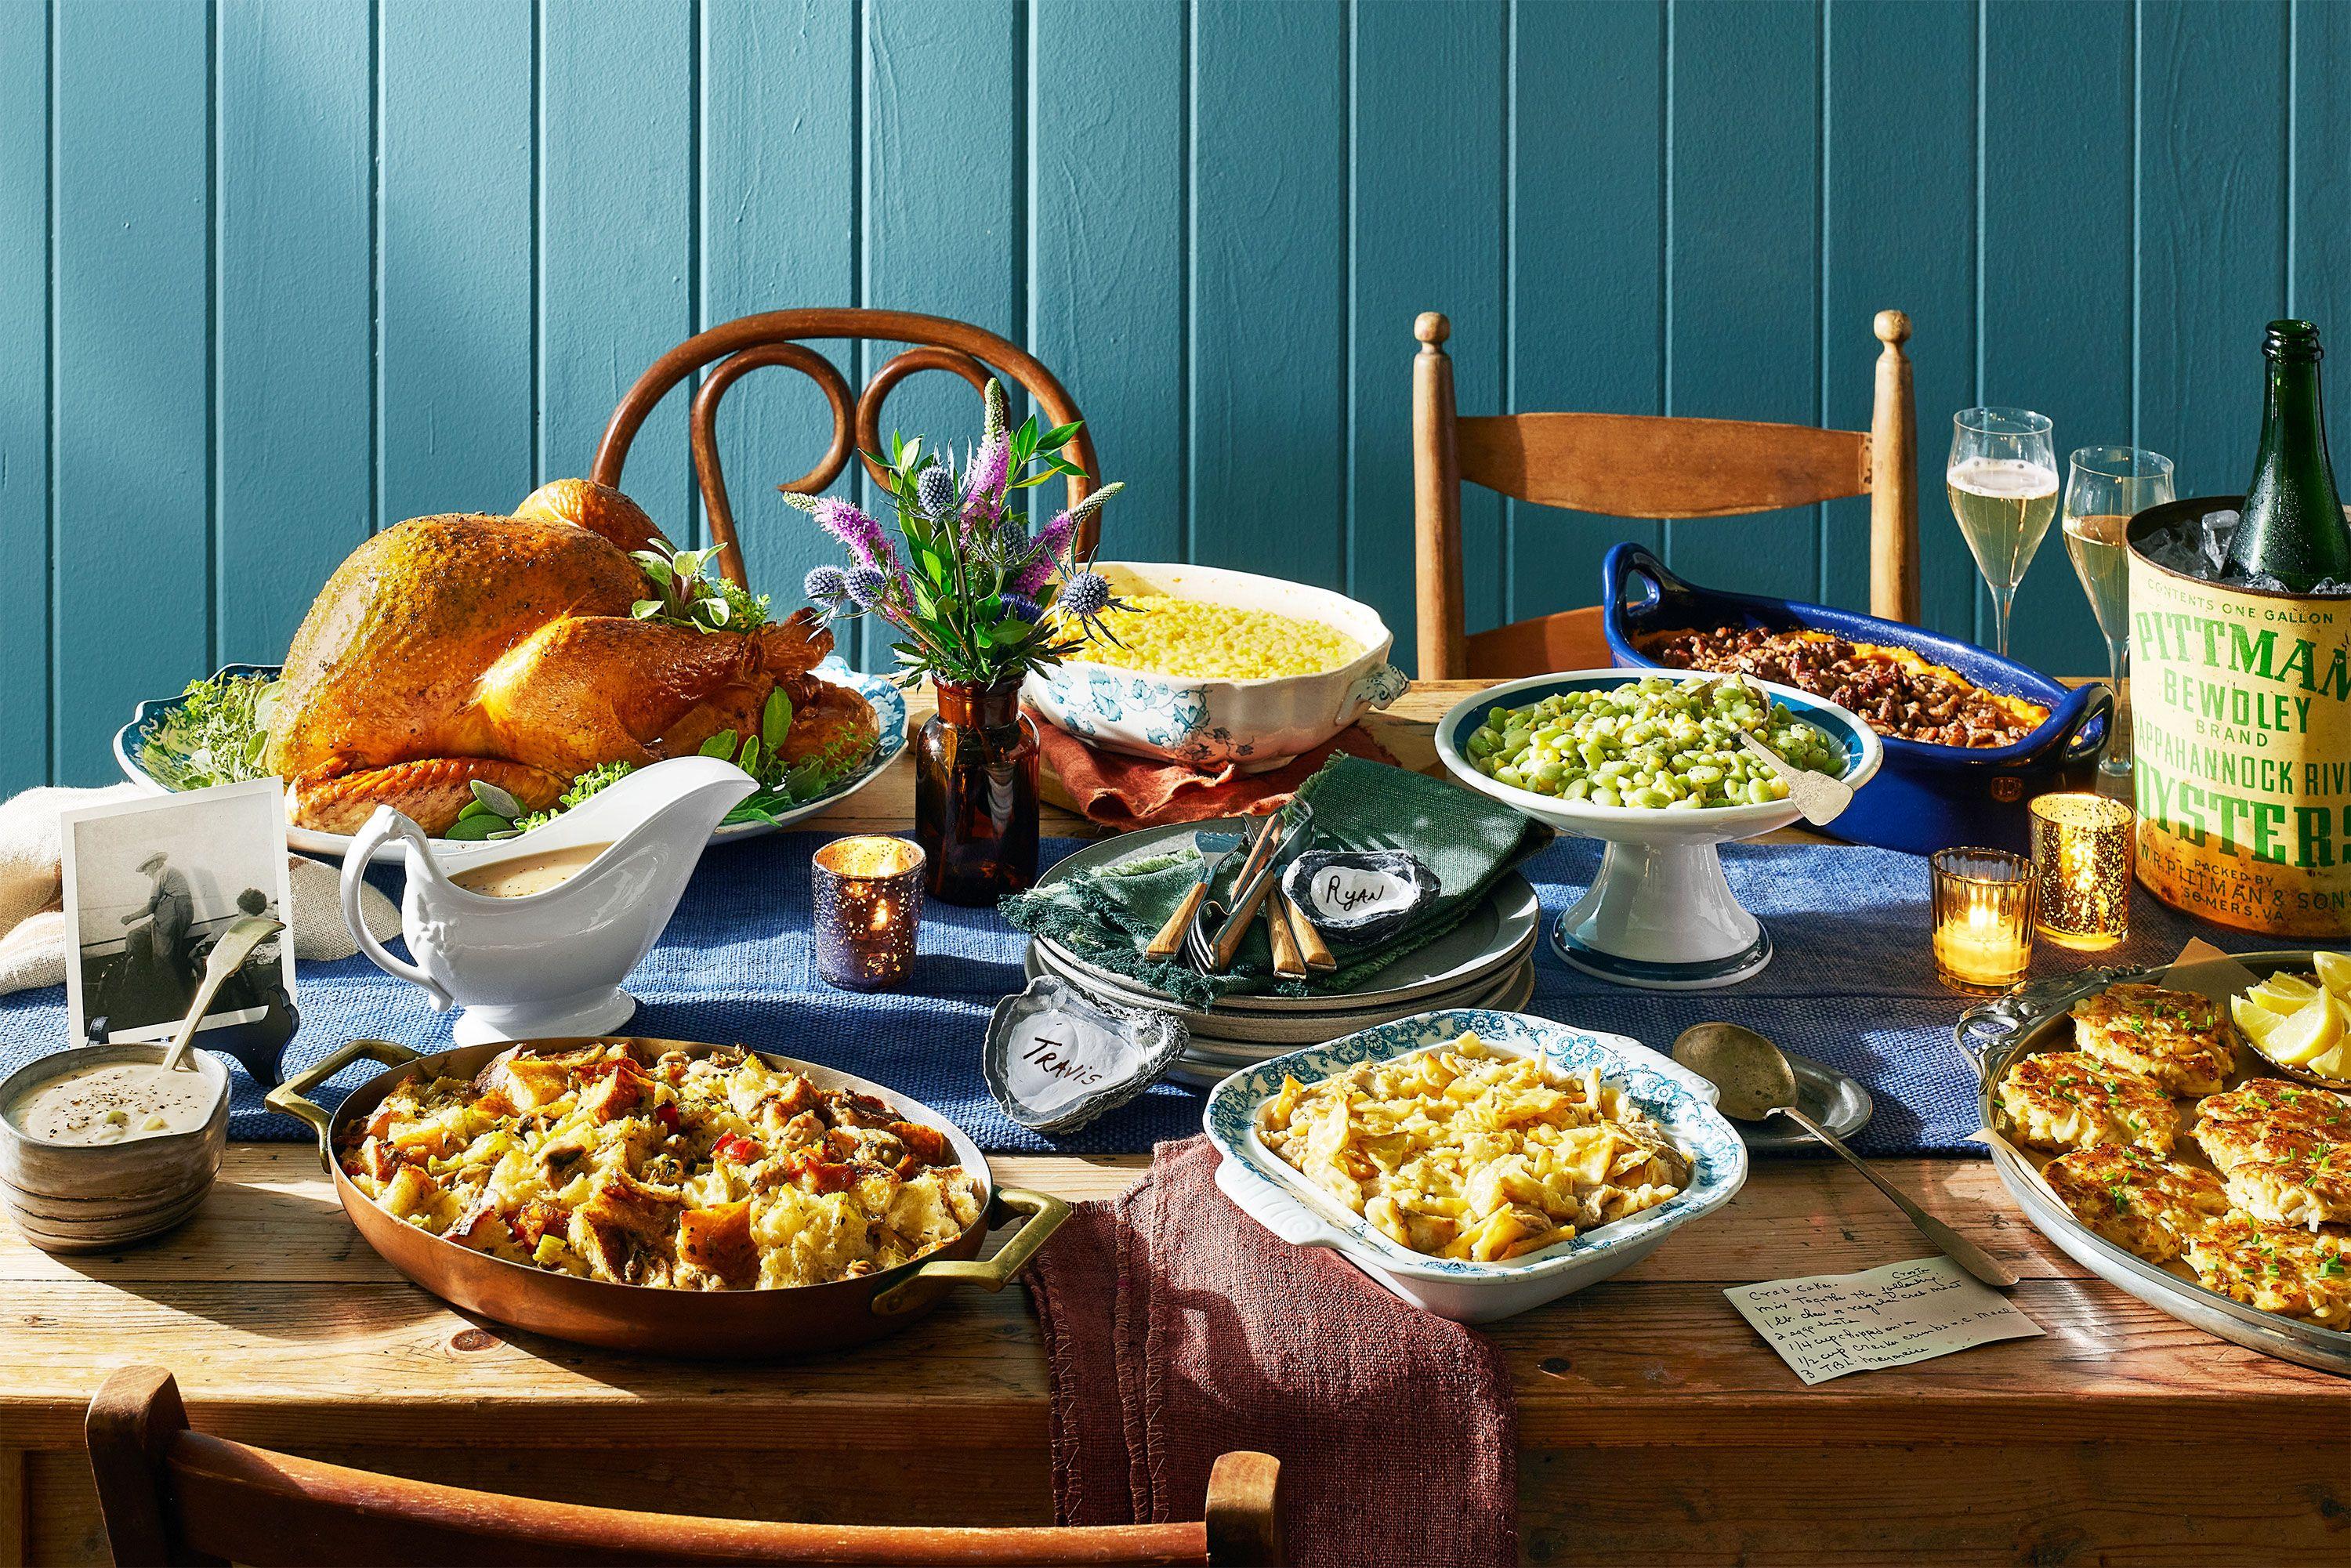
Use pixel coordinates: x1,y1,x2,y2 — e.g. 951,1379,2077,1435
1033,714,1400,828
1024,1135,1516,1568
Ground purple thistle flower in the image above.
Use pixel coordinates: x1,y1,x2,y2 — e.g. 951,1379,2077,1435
843,564,889,609
812,496,895,570
803,564,848,605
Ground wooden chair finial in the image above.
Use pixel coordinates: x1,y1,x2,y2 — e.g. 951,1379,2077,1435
1874,308,1911,347
1415,311,1451,349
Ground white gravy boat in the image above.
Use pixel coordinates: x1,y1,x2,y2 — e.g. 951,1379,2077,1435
339,757,756,1045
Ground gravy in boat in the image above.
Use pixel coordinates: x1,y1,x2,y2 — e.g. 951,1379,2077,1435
10,1062,216,1146
451,841,612,899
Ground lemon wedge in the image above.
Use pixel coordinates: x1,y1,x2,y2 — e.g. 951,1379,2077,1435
2250,974,2321,1014
2233,994,2288,1045
2304,1038,2351,1081
2315,951,2351,998
2263,992,2344,1067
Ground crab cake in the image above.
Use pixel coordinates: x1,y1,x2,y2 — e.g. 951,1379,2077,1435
2182,1214,2351,1327
2040,1146,2230,1263
2193,1079,2351,1173
2223,1150,2351,1230
1997,1051,2179,1153
2069,983,2237,1097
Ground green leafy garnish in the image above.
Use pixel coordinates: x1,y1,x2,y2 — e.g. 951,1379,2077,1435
147,672,281,789
630,542,771,635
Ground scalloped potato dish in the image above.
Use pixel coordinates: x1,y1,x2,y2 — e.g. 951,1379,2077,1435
336,1041,984,1290
1255,1036,1690,1263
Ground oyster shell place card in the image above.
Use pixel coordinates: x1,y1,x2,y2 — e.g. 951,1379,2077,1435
984,976,1189,1132
1281,849,1440,946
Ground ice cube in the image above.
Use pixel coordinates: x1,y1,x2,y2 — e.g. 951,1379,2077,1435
2201,509,2239,572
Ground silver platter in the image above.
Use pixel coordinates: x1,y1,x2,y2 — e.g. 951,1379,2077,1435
1957,951,2351,1378
1034,817,1540,1015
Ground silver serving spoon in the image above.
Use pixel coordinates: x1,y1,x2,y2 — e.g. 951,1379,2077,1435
158,915,284,1073
1672,1020,2019,1289
1715,674,1854,827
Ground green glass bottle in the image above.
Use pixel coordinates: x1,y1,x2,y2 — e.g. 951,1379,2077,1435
2226,319,2351,590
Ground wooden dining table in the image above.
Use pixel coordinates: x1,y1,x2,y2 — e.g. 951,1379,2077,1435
0,680,2342,1566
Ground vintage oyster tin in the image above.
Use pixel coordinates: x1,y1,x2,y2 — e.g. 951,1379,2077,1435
2128,495,2351,937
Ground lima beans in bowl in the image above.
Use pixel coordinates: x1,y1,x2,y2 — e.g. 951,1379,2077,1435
1464,676,1843,810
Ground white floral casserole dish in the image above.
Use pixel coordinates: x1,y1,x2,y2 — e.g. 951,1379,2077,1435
1023,561,1409,770
1201,1008,1748,1322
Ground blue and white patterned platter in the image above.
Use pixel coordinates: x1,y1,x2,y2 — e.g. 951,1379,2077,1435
1203,1008,1748,1323
112,656,907,863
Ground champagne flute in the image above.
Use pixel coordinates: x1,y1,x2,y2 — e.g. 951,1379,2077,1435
2062,446,2174,783
1947,408,2059,657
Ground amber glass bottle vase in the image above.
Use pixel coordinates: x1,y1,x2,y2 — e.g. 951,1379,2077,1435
914,679,1040,905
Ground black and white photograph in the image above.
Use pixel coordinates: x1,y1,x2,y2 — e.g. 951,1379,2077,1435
59,780,296,1046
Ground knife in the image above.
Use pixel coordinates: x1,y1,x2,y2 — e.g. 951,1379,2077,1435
1143,831,1244,960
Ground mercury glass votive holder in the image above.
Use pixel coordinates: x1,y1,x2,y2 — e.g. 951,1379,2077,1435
1929,846,2035,994
812,835,926,991
2029,792,2132,950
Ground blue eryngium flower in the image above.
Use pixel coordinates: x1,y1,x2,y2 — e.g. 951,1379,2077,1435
1057,570,1111,619
1002,592,1042,625
803,564,848,605
915,462,958,519
844,565,889,610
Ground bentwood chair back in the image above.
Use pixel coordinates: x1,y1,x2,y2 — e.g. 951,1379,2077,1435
1411,308,1918,678
594,308,1100,588
86,1367,1283,1567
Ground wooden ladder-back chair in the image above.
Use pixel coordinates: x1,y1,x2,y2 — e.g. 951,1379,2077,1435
1412,308,1918,679
593,309,1099,590
87,1367,1283,1568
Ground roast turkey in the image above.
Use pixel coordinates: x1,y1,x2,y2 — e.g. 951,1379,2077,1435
265,480,867,835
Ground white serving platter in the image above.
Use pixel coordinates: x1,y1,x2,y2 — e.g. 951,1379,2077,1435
114,657,907,864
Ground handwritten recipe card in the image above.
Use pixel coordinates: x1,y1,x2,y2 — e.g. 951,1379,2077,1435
1726,1258,2042,1385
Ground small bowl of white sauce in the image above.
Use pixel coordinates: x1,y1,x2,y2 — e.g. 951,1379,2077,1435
0,1044,230,1252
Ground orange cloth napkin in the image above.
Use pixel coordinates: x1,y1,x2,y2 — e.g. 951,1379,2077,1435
1031,713,1400,828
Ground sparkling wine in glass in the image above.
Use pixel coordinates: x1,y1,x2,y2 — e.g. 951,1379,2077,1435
2062,446,2174,782
1948,408,2059,657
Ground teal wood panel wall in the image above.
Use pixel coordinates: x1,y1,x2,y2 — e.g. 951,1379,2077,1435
2,0,2335,789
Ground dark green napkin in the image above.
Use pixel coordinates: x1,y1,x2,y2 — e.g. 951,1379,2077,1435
1000,755,1552,1009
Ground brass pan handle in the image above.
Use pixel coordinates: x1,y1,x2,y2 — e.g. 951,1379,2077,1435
871,1186,1072,1318
263,1037,421,1171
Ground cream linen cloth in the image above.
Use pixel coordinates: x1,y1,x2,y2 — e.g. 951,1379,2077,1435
0,784,400,995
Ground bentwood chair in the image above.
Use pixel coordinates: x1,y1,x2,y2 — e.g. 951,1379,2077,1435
1411,308,1918,678
594,309,1100,588
87,1367,1282,1567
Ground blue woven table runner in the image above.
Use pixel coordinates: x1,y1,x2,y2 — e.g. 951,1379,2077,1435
0,831,2266,1157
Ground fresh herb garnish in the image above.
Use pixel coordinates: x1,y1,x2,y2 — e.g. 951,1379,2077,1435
147,672,280,788
631,541,773,635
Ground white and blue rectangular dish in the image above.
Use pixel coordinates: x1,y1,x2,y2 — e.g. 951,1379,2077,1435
1600,543,2112,856
1203,1009,1748,1323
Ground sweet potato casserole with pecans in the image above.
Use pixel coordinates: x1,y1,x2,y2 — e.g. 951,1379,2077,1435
338,1041,984,1290
1641,625,2048,748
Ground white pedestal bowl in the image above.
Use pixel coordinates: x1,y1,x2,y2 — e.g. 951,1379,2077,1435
1434,670,1883,990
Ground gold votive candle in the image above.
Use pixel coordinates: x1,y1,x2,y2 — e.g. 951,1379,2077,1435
1929,846,2035,993
812,835,926,991
2029,792,2132,950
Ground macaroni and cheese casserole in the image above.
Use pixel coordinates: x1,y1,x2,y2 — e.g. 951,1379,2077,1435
1072,595,1364,679
1255,1036,1690,1262
338,1041,984,1291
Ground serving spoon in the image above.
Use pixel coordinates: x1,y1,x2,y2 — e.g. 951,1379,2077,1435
1672,1020,2018,1289
158,916,285,1073
1699,674,1855,827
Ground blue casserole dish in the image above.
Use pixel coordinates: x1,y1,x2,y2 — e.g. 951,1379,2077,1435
1600,544,2110,856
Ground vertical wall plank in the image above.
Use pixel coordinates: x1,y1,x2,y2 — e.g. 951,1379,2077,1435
217,0,373,666
1823,0,1975,641
701,0,857,607
2138,1,2289,502
1982,0,2134,675
379,0,534,526
0,0,48,794
52,0,211,784
541,0,694,534
1032,0,1184,567
861,0,1022,667
1351,0,1505,657
1665,0,1822,601
1190,0,1346,591
1506,0,1664,634
2291,2,2351,342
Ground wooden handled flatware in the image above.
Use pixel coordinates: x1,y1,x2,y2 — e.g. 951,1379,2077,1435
1266,889,1307,979
1208,809,1313,972
1282,889,1339,973
1144,832,1243,960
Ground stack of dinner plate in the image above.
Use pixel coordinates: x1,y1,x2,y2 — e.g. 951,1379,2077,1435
1023,821,1541,1088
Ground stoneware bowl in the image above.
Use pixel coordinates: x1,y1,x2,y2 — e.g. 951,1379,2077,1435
0,1044,230,1253
1203,1009,1746,1323
1435,668,1883,990
1023,561,1411,771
